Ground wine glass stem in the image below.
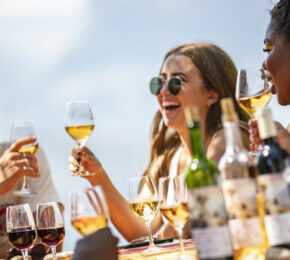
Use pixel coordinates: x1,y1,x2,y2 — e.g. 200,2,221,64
176,227,185,255
51,246,57,260
145,221,155,248
21,249,29,260
22,176,28,189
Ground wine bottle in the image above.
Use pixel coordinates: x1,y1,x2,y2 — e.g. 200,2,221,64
185,106,233,260
219,98,269,260
256,107,290,248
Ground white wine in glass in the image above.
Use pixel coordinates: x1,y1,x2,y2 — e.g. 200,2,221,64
64,100,95,176
129,176,159,254
10,122,38,197
159,176,192,260
70,186,108,237
236,68,271,119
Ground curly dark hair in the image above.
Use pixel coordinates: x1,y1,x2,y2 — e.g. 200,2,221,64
270,0,290,40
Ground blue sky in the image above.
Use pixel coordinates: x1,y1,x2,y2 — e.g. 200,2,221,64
0,0,288,250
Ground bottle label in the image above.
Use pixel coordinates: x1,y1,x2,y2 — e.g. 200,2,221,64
222,178,264,249
257,173,290,246
188,186,232,258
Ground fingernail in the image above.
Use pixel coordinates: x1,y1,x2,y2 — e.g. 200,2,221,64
77,158,81,162
77,151,81,156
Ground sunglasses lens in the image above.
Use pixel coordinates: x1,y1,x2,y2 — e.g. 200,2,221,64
169,77,182,95
150,77,162,95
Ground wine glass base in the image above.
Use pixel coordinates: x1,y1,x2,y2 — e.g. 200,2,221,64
71,171,96,177
14,188,36,197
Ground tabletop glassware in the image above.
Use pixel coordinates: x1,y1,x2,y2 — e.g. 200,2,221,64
10,121,39,197
64,100,95,176
129,176,159,254
236,67,271,154
70,186,108,237
36,202,65,260
159,176,192,260
6,204,37,260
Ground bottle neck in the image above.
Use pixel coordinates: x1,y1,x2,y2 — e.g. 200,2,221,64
223,121,245,154
263,136,278,146
187,121,206,160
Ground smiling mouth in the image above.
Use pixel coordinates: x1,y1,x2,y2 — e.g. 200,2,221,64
162,101,181,113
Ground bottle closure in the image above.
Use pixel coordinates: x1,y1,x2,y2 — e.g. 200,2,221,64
256,107,277,140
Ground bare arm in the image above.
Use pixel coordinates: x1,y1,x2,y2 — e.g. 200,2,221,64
70,146,163,242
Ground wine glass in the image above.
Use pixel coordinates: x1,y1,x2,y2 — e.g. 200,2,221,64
10,121,39,197
159,176,192,260
236,67,271,154
129,176,159,254
36,202,65,260
70,186,109,237
6,204,37,260
64,100,95,176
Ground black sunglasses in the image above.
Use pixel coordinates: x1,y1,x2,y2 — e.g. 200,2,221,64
149,77,182,96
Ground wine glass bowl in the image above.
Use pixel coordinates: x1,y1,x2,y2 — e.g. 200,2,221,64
159,176,192,260
36,202,65,259
10,121,38,197
236,67,271,119
64,100,95,176
129,176,159,254
6,204,37,260
70,186,108,237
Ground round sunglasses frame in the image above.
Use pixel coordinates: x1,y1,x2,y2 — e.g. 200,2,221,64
150,77,182,96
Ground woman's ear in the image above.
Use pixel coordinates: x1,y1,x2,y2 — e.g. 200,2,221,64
207,91,219,106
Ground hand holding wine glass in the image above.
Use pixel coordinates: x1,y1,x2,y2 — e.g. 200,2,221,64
129,176,159,254
6,204,37,260
65,100,95,176
159,176,191,260
36,202,65,260
71,186,108,237
10,122,39,197
236,67,271,154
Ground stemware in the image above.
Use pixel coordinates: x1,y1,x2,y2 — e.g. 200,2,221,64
70,186,108,237
10,121,38,197
6,204,37,260
64,100,95,176
36,202,65,260
236,67,271,154
159,176,192,260
129,176,159,254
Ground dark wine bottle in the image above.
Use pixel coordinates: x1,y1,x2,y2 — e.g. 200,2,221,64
219,98,269,260
256,107,290,248
185,106,233,260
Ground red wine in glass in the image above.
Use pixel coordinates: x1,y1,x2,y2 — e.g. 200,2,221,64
8,227,36,250
37,227,65,246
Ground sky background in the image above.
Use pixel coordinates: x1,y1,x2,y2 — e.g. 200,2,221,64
0,0,288,251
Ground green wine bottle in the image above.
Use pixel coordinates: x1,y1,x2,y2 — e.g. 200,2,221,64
184,106,233,260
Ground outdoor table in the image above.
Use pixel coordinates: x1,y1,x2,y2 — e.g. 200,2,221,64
118,240,198,260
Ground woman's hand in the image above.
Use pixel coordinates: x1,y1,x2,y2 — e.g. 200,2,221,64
249,120,290,153
69,146,107,186
0,137,40,195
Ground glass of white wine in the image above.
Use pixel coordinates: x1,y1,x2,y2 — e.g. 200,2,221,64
64,100,95,176
129,176,159,254
70,186,108,237
159,176,192,260
10,122,39,197
236,67,271,153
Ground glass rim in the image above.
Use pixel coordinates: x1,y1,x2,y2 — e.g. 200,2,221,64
7,203,31,209
66,100,90,104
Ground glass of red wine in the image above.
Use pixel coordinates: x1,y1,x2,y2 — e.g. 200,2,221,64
36,202,65,260
6,204,37,260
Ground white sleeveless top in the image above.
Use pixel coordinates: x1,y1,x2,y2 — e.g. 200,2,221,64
168,146,191,178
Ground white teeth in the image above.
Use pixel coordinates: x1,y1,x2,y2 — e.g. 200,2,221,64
162,101,179,107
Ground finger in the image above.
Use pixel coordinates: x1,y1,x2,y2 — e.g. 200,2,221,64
248,120,257,128
9,137,37,152
69,164,78,173
22,167,41,178
14,158,39,173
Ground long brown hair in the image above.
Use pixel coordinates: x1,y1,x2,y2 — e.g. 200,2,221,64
143,42,249,186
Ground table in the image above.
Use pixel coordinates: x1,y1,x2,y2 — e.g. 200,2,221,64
118,240,198,260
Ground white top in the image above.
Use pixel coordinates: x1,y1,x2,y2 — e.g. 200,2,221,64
0,142,62,249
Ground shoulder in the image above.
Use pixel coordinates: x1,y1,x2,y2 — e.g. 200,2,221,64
206,129,225,165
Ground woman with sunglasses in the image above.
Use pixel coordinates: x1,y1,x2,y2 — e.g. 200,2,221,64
69,42,250,242
250,0,290,153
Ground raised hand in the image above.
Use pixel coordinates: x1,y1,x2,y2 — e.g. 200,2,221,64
0,137,40,195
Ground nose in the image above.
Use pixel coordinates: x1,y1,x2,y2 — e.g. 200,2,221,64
159,79,170,95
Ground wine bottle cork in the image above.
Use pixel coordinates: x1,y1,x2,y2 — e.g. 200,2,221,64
184,106,199,122
256,107,277,139
221,97,238,122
